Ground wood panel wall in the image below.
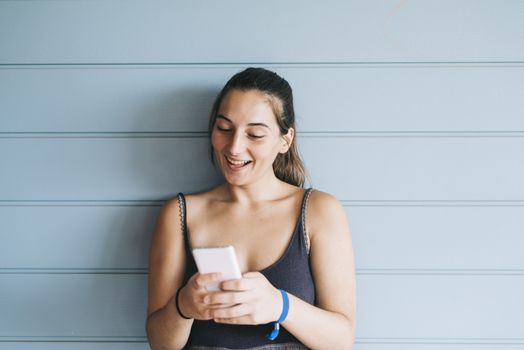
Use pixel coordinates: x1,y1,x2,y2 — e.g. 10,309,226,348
1,1,523,348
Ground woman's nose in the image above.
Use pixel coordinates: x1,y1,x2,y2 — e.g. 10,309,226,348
227,131,246,155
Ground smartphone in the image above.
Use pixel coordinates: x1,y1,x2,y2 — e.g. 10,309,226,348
192,245,242,292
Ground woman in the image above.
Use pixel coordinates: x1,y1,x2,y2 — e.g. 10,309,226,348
146,68,356,349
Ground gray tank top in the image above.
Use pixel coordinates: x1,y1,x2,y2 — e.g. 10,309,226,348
177,188,315,349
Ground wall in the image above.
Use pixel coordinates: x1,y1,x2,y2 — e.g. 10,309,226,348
1,1,523,349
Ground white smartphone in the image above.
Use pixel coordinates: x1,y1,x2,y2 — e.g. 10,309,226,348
192,245,242,292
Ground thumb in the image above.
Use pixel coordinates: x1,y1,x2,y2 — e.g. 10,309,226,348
242,271,261,278
193,272,222,289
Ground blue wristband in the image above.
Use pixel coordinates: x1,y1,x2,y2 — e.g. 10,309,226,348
267,289,289,341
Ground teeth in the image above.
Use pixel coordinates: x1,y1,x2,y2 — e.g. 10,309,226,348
226,157,251,166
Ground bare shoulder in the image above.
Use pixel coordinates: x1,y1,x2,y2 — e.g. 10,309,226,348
154,196,183,236
163,195,182,213
148,195,186,265
308,190,343,211
307,190,346,223
183,186,223,219
307,190,349,240
184,184,224,204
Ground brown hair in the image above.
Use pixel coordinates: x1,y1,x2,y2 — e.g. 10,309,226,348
208,67,308,187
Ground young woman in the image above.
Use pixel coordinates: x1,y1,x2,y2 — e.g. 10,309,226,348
146,68,356,349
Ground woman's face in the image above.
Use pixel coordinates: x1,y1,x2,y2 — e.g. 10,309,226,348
211,89,293,187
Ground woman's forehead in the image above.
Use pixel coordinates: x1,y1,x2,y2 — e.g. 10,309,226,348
218,89,278,126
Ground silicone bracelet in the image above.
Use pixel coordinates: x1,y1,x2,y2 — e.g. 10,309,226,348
175,286,192,320
267,289,289,341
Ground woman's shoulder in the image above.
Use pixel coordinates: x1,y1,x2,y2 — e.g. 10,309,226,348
180,185,224,206
167,185,226,221
159,189,208,222
171,184,223,203
307,189,347,238
154,195,185,233
157,189,217,238
308,189,343,211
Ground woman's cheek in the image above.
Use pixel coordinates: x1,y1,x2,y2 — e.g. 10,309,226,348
210,131,220,149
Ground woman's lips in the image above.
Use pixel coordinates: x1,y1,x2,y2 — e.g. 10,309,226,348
224,156,252,171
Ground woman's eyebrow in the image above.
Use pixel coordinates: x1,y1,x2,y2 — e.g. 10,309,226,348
216,114,270,129
216,114,233,123
247,122,270,129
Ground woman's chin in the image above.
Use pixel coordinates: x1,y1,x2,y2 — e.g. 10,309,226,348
222,171,250,186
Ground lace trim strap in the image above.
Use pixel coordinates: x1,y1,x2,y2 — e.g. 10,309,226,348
176,192,187,237
301,188,314,255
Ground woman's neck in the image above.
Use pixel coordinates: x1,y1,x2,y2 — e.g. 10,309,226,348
222,173,289,205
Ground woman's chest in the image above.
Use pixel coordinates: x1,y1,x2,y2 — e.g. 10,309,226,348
188,210,299,273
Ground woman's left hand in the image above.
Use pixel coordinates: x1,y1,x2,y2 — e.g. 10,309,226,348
203,272,282,325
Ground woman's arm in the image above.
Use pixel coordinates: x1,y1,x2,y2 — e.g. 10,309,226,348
277,190,357,349
146,198,194,350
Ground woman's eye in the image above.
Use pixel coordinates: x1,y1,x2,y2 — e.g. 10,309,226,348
248,134,265,139
217,126,232,132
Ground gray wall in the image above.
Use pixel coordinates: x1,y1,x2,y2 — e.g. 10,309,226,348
1,1,523,349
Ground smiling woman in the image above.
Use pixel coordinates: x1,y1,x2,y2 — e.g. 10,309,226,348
146,68,357,350
211,89,294,187
208,68,306,189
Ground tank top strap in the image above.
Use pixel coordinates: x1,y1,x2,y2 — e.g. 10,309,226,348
176,192,192,253
300,188,314,255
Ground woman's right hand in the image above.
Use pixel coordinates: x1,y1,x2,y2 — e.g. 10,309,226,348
177,272,223,320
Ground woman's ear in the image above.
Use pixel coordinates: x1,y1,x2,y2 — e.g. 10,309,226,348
280,128,294,153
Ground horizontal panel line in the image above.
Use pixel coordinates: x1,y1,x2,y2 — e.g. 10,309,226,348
0,336,147,343
2,131,524,139
358,269,524,276
1,336,523,344
356,338,524,345
301,132,524,138
1,268,523,276
2,200,524,207
0,132,209,139
0,200,165,207
0,268,148,275
340,200,524,207
1,61,524,68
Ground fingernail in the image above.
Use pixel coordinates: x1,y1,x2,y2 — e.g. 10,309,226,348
203,296,210,304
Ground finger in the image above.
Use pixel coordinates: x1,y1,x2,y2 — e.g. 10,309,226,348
205,302,237,309
214,314,257,325
242,271,261,278
193,272,222,289
220,278,254,291
204,291,250,305
210,303,250,319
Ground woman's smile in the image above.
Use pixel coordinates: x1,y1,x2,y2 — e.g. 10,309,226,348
224,155,253,172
